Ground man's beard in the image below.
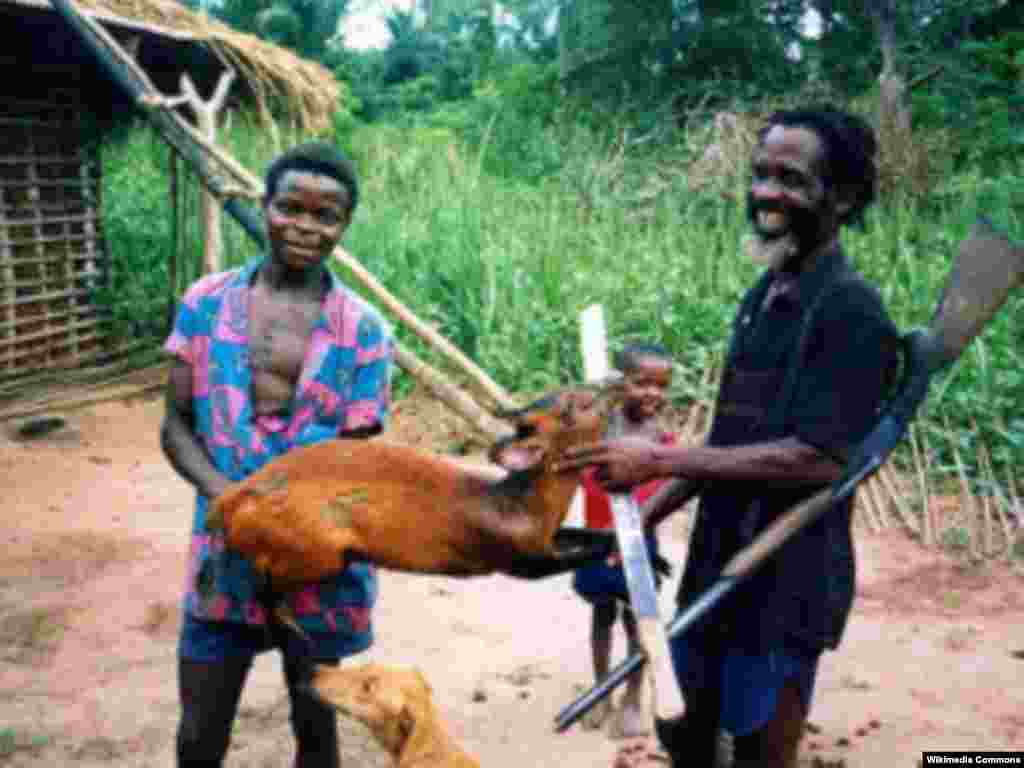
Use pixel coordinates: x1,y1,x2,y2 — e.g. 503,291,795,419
743,230,799,270
745,195,824,272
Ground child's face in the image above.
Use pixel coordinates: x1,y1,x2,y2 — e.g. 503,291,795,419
621,356,673,423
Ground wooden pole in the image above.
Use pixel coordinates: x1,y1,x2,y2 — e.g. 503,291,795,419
393,344,509,441
331,249,517,411
180,70,235,275
168,144,179,333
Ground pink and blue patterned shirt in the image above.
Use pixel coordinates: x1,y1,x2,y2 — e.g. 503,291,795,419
164,258,393,652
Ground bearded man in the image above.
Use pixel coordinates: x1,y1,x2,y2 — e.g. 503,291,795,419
560,106,901,767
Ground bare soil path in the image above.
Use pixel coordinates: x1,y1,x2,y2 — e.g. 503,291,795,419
1,390,1022,767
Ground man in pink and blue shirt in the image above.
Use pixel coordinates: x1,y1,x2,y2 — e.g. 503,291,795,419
162,141,393,768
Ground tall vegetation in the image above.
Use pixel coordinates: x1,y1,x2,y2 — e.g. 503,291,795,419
99,0,1024,549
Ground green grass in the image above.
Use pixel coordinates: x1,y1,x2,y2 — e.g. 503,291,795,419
96,110,1024,496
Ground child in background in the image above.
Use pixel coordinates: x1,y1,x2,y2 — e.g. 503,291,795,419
572,342,676,739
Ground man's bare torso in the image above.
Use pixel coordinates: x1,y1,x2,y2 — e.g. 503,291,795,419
247,278,323,416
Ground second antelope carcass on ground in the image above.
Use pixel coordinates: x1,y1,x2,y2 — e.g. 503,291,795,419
205,386,620,589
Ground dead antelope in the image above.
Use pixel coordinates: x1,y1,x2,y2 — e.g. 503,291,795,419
206,386,619,592
313,663,480,768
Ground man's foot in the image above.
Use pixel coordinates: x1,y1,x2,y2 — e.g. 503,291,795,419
612,736,671,767
581,697,612,731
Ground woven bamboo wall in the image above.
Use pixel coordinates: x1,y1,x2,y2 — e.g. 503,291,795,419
0,89,111,381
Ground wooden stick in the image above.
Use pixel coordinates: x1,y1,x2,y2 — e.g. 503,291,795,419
0,184,13,378
947,422,978,557
1,178,94,188
4,233,102,248
179,70,235,275
1004,464,1022,528
976,437,1010,557
879,463,919,535
0,212,100,228
0,270,103,291
1002,464,1022,560
0,357,166,398
909,426,933,547
332,249,518,411
680,401,703,443
856,486,881,534
5,287,93,307
0,343,155,395
0,379,165,422
393,344,508,441
869,478,888,530
0,318,106,349
169,143,179,332
974,426,994,556
868,474,890,529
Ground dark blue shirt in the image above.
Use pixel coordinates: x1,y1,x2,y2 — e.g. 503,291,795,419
677,246,900,654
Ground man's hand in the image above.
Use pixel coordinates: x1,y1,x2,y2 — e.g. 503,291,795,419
555,436,664,491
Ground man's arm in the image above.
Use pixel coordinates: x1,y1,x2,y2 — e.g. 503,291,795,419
563,282,896,498
650,437,843,487
565,436,842,497
160,360,232,500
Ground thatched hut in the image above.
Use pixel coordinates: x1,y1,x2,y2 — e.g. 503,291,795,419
0,0,339,387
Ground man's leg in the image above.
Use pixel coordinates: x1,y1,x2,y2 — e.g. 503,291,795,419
654,684,723,768
177,655,253,768
654,633,729,768
284,652,341,768
731,679,806,768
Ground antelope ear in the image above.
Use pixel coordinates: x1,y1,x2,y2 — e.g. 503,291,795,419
490,440,546,472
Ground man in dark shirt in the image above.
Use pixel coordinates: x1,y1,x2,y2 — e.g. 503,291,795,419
558,107,900,767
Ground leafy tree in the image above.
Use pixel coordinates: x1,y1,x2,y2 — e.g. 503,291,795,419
213,0,349,62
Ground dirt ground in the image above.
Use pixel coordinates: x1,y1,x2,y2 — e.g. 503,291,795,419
1,385,1023,767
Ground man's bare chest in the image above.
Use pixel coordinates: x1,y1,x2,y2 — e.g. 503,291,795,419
247,291,321,406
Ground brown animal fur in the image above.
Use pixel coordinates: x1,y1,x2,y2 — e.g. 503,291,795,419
314,663,480,768
207,388,612,590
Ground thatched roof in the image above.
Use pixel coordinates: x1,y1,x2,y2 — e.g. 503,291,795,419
4,0,339,134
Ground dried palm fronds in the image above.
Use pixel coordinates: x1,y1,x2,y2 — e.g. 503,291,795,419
5,0,339,134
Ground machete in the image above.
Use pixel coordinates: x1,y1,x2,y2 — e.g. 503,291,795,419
555,216,1024,732
579,305,686,727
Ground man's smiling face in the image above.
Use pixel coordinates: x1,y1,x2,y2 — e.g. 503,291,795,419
264,170,350,272
745,124,841,271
